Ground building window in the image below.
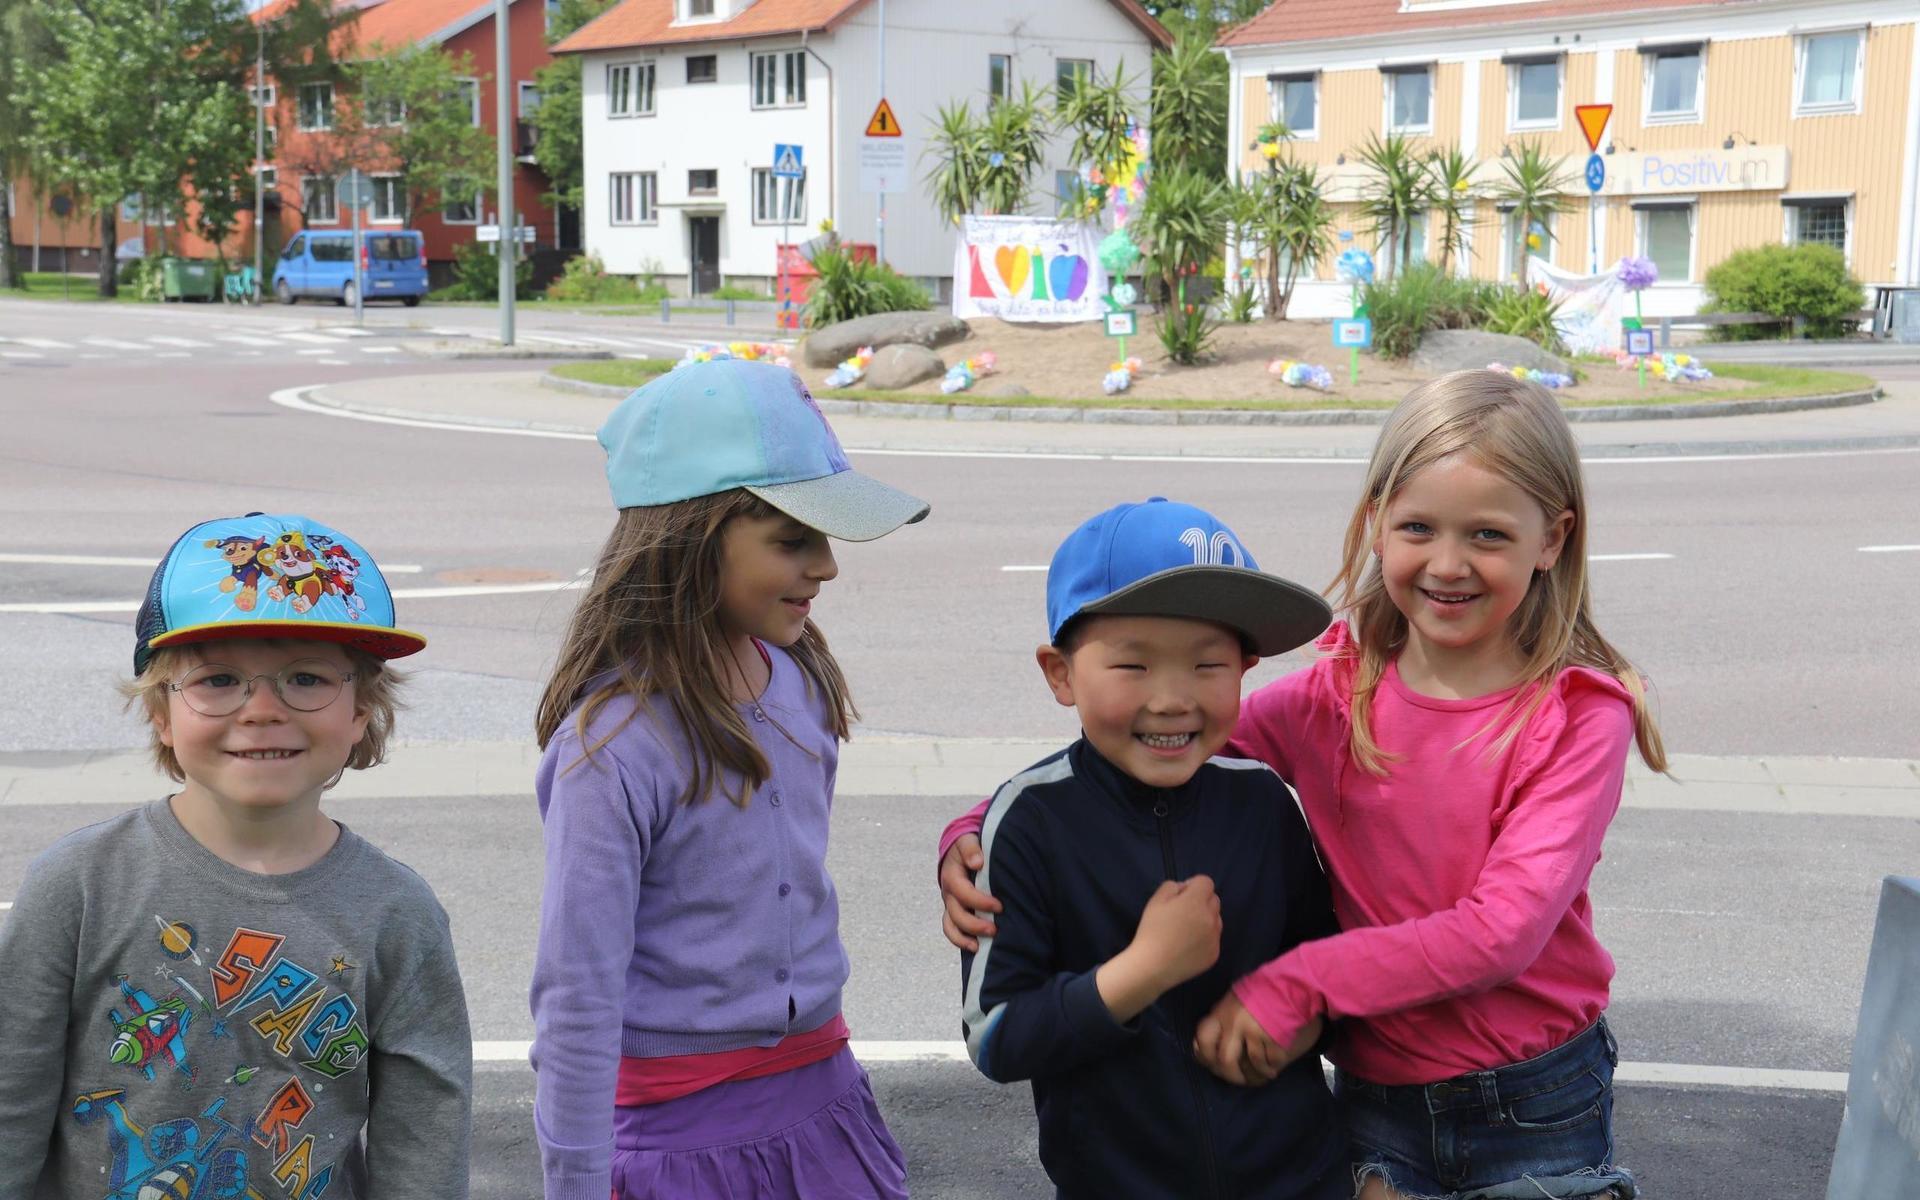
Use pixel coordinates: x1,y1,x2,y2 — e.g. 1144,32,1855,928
1508,58,1560,129
365,92,405,127
1636,202,1693,281
687,54,717,85
263,123,277,153
519,81,541,117
1267,73,1316,137
1382,210,1429,270
1056,58,1093,105
988,54,1011,104
608,62,656,117
1796,30,1862,114
752,50,806,108
611,172,657,224
688,168,717,196
456,78,481,126
1055,169,1084,217
370,174,404,223
752,167,806,223
297,82,334,131
687,0,713,14
440,190,481,224
1385,67,1431,132
258,166,278,190
1643,45,1703,122
1502,207,1554,278
301,174,338,223
1786,198,1848,257
545,0,560,30
250,83,276,108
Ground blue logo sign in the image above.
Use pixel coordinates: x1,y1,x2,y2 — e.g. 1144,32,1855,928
1585,153,1605,194
772,144,804,179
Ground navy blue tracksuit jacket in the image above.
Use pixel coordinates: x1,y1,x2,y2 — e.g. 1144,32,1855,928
960,739,1347,1200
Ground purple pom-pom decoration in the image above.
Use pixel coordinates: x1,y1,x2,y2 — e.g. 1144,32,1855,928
1617,256,1659,291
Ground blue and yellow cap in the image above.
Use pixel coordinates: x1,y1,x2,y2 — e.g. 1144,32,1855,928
133,513,426,674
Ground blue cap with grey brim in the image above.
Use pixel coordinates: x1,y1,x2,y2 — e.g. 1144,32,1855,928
598,359,930,540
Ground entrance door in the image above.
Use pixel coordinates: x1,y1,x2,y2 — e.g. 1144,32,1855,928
689,216,720,296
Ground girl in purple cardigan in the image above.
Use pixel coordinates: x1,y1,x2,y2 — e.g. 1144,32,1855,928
529,360,929,1200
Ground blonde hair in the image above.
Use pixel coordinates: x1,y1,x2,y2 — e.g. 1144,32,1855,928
534,490,856,808
1331,370,1667,776
121,642,404,784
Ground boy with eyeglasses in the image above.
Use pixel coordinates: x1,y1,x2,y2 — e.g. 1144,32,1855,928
0,513,472,1198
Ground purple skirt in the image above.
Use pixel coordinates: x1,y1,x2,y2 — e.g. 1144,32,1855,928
611,1047,909,1199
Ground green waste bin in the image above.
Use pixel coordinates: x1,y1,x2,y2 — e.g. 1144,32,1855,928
160,257,217,302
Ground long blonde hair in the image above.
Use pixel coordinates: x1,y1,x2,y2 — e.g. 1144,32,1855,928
1330,370,1666,776
535,490,856,807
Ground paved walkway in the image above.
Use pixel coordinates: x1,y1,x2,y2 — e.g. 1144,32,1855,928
299,370,1920,459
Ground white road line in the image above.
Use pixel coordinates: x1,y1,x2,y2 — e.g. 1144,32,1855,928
294,348,332,356
1001,565,1048,572
0,901,12,910
14,337,74,349
358,345,401,353
316,358,349,365
466,1040,1848,1090
320,327,375,337
146,336,211,348
154,352,191,359
0,578,578,614
0,351,43,359
430,327,474,336
1590,553,1674,561
1860,544,1920,553
266,387,1920,466
215,334,282,347
82,337,149,351
279,332,345,345
0,552,423,571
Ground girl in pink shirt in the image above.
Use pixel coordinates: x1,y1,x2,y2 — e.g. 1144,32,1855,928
940,371,1666,1199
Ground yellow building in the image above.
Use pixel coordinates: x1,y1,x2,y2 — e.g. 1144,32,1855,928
1220,0,1920,319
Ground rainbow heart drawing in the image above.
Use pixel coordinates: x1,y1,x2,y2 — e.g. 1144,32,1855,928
968,244,1092,303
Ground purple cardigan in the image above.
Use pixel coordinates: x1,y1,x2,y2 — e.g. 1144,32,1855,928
529,646,850,1199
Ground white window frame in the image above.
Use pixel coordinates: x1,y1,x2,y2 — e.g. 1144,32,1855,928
258,166,278,191
1793,28,1864,117
301,174,339,224
988,53,1012,104
369,173,405,224
751,50,807,109
296,82,334,132
1781,195,1853,264
456,77,481,126
1634,200,1697,283
440,190,481,225
607,61,657,118
1383,66,1432,135
1641,44,1704,125
1056,57,1094,105
263,122,277,153
686,54,718,85
685,0,715,15
752,167,806,224
544,0,560,32
1266,72,1318,140
610,171,658,225
365,91,406,128
688,168,718,196
518,81,541,117
250,83,276,108
1506,57,1562,132
1499,205,1556,279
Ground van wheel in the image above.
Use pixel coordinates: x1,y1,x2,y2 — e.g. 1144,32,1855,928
275,280,295,306
340,282,357,308
402,295,421,308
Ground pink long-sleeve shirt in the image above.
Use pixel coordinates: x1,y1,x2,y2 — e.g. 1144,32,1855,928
941,623,1635,1086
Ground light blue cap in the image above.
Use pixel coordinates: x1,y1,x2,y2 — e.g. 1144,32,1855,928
598,359,929,540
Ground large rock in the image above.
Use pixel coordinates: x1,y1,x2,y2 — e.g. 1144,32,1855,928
864,344,945,390
803,311,970,367
1411,330,1572,378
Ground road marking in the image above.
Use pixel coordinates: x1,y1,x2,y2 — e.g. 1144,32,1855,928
146,336,210,348
271,385,596,440
0,577,577,613
294,348,333,356
1859,544,1920,553
320,327,375,337
0,552,422,571
215,334,282,347
0,901,11,910
1001,565,1048,572
358,345,400,353
14,337,74,349
560,334,641,347
465,1039,1847,1090
82,337,148,351
1590,553,1674,561
154,352,191,359
316,358,349,366
278,332,344,345
0,351,43,359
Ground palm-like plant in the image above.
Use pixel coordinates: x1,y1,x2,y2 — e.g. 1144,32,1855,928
1150,26,1226,175
922,101,985,226
1427,145,1479,275
977,81,1051,216
1057,62,1141,218
1271,163,1335,319
1495,140,1572,278
1355,132,1438,280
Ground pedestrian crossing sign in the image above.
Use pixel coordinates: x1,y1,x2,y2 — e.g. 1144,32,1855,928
772,144,804,179
865,98,902,138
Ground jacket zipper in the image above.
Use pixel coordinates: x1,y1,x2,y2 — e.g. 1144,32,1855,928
1154,794,1224,1200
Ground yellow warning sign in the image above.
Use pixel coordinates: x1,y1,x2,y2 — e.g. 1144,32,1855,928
865,98,902,138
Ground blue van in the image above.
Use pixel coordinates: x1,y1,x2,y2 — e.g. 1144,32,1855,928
272,230,429,306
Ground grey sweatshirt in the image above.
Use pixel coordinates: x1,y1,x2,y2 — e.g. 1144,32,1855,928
0,798,472,1198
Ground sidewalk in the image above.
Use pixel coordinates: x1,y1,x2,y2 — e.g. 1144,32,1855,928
302,370,1920,459
3,738,1915,812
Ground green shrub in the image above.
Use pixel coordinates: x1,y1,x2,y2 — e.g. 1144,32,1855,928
802,248,930,327
1482,285,1566,352
1156,298,1217,365
1223,280,1259,324
543,253,665,303
713,283,770,301
440,242,534,301
1362,262,1450,358
117,257,164,301
1703,243,1865,339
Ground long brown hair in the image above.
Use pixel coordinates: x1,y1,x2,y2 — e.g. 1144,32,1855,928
1330,370,1667,776
535,490,856,807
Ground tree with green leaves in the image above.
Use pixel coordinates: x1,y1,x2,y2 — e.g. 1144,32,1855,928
0,0,51,288
920,84,1050,224
350,44,494,224
1149,26,1226,177
1355,132,1437,280
1495,140,1571,278
1427,145,1480,275
1055,61,1141,219
529,0,614,212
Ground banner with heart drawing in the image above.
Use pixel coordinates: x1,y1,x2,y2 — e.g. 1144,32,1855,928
951,215,1110,322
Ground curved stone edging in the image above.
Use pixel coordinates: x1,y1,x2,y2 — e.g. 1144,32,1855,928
538,370,1879,425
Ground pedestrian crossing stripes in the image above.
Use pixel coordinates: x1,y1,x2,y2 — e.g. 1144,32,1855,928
2,325,733,366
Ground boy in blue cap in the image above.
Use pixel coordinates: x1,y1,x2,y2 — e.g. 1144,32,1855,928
0,513,472,1198
959,497,1345,1200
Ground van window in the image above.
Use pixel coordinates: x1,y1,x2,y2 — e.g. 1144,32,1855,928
367,235,417,261
310,238,353,263
283,235,306,257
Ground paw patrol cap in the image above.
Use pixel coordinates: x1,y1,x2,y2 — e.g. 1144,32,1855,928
1047,498,1331,658
598,358,930,541
133,513,427,674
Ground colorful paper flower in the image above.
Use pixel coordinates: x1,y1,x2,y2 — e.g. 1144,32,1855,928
1616,256,1659,291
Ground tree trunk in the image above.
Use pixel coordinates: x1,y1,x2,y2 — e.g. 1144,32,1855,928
0,161,17,289
98,205,117,297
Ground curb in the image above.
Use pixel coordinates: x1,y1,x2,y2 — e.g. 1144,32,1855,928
535,370,1879,426
402,341,612,362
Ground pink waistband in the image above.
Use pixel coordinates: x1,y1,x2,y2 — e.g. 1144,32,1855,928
615,1014,851,1107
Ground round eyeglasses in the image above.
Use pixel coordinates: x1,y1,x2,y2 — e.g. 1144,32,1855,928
167,659,354,717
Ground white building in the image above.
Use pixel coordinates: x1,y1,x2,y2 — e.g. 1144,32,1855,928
555,0,1168,296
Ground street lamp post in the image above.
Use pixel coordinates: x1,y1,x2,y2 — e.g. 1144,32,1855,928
495,0,515,345
254,19,265,303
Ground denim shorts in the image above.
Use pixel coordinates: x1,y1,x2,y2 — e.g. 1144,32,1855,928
1334,1018,1634,1200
